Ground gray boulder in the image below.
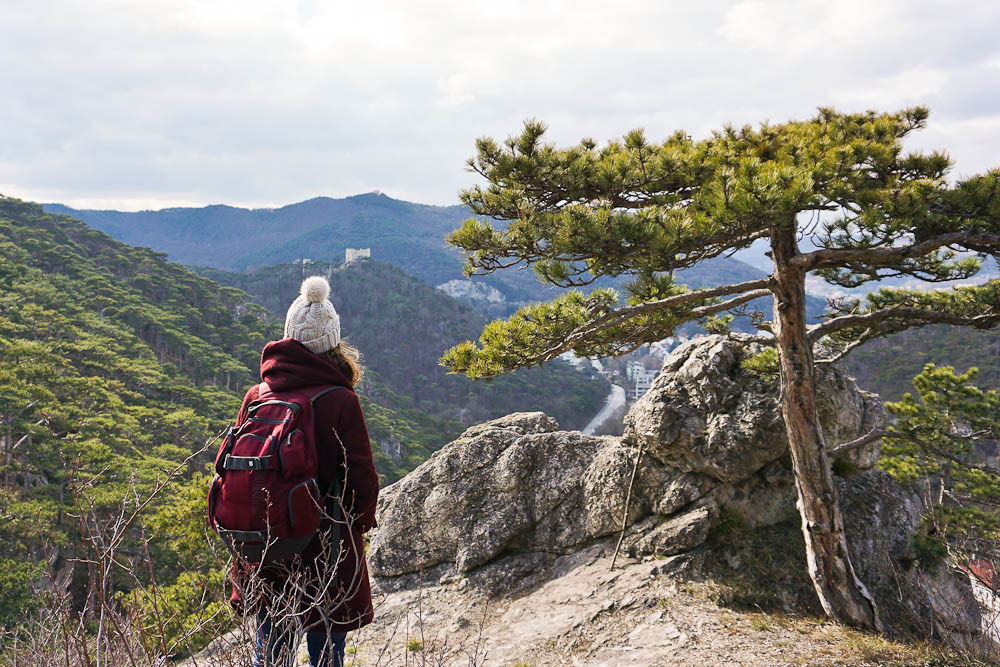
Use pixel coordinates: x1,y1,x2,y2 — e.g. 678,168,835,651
370,337,886,580
624,499,718,558
838,470,983,649
369,412,638,577
623,336,884,481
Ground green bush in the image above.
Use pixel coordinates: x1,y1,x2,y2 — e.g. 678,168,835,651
0,558,43,628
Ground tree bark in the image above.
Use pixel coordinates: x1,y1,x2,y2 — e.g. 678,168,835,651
771,224,882,631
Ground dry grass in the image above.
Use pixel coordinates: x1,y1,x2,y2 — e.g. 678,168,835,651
837,629,994,666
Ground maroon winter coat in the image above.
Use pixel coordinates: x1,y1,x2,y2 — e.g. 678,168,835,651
228,338,380,632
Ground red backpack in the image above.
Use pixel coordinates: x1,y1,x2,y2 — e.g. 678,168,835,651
208,382,348,564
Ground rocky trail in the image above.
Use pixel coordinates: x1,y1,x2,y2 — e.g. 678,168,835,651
191,540,981,666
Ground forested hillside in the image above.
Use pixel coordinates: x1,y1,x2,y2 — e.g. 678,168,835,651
196,259,611,472
844,324,1000,400
0,196,274,634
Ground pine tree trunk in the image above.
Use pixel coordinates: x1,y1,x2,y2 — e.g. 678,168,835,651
771,225,882,631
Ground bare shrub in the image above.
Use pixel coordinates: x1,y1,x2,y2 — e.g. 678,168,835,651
0,427,489,667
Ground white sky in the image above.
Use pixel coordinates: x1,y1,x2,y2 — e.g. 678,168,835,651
2,0,999,210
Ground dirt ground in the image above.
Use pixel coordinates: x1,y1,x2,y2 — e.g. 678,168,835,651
185,540,992,666
336,543,990,667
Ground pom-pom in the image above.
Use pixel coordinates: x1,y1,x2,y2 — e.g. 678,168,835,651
301,276,330,303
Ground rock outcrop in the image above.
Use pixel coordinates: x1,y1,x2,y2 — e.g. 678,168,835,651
369,412,638,578
370,335,984,648
838,470,983,649
623,335,884,482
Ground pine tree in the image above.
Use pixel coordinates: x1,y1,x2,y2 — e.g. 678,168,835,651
442,108,1000,630
883,364,1000,561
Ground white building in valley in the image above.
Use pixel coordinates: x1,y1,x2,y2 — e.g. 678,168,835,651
345,248,371,263
626,361,659,401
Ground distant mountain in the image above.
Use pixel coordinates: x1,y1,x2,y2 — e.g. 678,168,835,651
43,193,541,299
47,193,459,271
45,193,824,324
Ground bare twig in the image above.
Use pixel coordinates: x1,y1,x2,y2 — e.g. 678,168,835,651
827,429,886,457
611,440,646,570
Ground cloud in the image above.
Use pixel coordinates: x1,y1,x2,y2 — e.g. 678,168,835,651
1,0,999,209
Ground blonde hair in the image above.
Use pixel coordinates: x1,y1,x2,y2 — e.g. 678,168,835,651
325,340,364,387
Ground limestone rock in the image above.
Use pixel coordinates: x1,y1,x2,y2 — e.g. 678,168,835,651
371,338,891,582
369,412,635,577
650,471,715,516
624,336,883,482
459,411,558,439
816,364,885,470
378,435,403,463
625,500,718,558
368,336,983,651
713,461,798,528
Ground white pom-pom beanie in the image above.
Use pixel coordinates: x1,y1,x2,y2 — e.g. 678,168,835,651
283,276,341,354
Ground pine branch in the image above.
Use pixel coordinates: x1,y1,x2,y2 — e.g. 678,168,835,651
453,221,771,279
791,231,1000,272
689,290,774,319
828,427,1000,476
808,306,1000,344
599,278,772,321
887,431,1000,478
528,282,772,363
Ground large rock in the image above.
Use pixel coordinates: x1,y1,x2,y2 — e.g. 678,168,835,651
370,337,885,580
369,412,641,577
623,336,884,481
838,470,983,649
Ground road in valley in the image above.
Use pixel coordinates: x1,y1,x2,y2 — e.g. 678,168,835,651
582,384,626,435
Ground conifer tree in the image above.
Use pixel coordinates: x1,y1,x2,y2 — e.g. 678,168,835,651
442,108,1000,630
883,364,1000,561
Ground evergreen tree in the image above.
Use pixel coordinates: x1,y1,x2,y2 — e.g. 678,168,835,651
883,364,1000,562
442,108,1000,630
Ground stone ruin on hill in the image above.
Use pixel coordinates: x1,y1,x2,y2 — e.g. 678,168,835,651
368,335,987,650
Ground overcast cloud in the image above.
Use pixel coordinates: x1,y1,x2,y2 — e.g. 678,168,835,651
2,0,999,210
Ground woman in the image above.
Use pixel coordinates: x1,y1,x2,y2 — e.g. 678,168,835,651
232,275,379,667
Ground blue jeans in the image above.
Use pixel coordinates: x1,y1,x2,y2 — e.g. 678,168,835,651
254,613,347,667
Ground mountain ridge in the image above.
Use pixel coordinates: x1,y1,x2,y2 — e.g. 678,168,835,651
42,193,786,312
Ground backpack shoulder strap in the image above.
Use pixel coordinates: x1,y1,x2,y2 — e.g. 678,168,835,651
309,384,351,404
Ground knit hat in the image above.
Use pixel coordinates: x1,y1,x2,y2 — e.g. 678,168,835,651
283,276,341,354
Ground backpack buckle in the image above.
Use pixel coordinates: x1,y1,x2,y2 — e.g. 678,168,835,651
223,454,276,471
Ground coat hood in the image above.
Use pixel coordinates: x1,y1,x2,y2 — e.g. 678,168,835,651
260,338,352,392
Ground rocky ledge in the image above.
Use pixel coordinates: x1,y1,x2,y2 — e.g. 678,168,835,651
369,336,986,650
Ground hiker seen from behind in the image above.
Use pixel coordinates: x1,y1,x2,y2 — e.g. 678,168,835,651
208,275,379,666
